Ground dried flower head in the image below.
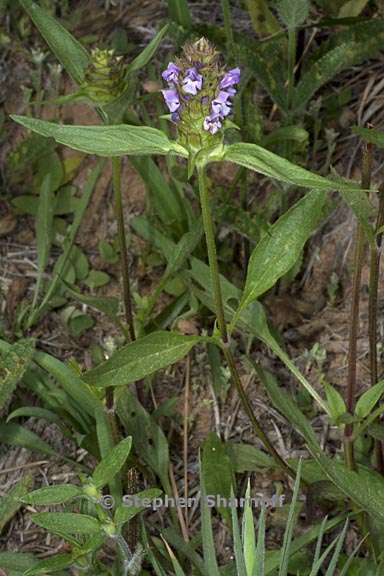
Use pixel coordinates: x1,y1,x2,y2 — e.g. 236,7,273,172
160,38,240,151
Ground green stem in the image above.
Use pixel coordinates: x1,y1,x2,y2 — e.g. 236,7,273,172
197,165,294,479
369,184,384,472
197,167,227,341
221,0,234,47
344,143,373,470
112,157,136,342
287,26,296,117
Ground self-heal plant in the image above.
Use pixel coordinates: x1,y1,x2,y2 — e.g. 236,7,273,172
11,22,370,569
161,39,292,477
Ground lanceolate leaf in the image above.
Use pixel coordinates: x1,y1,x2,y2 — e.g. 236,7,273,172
338,186,375,242
339,0,369,17
11,116,188,158
293,19,384,112
355,380,384,418
309,446,384,523
126,24,169,74
0,552,38,573
32,512,100,536
24,554,80,575
235,190,329,321
353,126,384,148
34,350,102,416
114,488,162,526
202,433,233,523
83,331,203,387
92,436,132,489
21,484,82,506
19,0,90,84
0,474,33,533
0,423,56,456
245,0,281,36
116,389,170,491
224,142,361,192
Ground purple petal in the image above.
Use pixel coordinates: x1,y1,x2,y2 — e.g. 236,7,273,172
162,62,180,84
211,90,232,117
182,67,203,95
219,67,241,89
203,113,222,134
161,88,180,112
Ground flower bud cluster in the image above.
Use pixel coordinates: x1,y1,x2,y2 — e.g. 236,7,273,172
83,48,126,104
160,38,240,150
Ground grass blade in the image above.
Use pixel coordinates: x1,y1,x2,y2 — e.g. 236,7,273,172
324,520,348,576
231,487,247,576
279,459,302,576
200,454,220,576
31,173,54,310
254,506,266,576
242,480,256,576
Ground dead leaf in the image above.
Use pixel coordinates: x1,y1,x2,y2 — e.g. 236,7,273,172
0,212,16,237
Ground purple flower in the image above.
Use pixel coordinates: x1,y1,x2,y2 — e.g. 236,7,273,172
219,67,241,89
162,62,180,84
182,67,203,95
203,113,222,134
211,90,232,117
161,88,180,113
171,111,180,123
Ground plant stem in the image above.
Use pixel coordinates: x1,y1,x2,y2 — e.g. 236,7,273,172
221,0,234,48
287,26,296,117
197,166,294,479
197,167,228,341
369,183,384,472
112,157,136,342
344,142,373,470
112,157,147,408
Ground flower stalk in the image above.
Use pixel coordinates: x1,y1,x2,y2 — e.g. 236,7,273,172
197,165,294,480
111,157,136,343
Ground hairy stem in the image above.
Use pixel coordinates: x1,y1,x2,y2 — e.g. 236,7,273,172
197,165,294,479
112,157,136,342
344,143,373,470
369,183,384,472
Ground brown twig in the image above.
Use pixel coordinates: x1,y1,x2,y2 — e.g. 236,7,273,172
344,142,373,470
169,462,189,542
369,183,384,473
